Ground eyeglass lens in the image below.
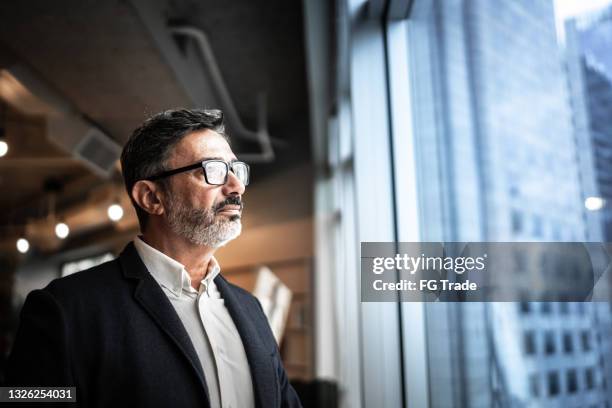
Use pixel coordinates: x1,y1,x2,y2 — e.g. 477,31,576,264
204,161,249,185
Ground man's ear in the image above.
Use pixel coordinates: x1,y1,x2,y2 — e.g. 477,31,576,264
131,180,166,216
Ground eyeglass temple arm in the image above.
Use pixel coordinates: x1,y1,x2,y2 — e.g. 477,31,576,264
145,162,203,181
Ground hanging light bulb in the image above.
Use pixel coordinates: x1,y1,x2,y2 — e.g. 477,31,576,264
55,222,69,239
16,238,29,253
107,203,124,222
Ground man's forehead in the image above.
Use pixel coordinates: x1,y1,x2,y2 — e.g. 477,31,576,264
171,130,236,164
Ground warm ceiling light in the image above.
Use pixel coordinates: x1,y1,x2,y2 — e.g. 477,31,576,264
16,238,29,253
55,222,70,239
0,140,7,157
107,203,124,222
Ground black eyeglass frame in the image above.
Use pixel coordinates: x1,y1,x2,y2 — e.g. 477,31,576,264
144,159,250,186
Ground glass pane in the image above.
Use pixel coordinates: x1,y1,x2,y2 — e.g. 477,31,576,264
406,0,612,406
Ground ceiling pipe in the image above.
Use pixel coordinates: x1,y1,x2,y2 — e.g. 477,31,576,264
169,26,275,163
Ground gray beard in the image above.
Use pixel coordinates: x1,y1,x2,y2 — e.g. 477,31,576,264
166,200,242,248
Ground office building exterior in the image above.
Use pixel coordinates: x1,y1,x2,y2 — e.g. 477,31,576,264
409,0,612,406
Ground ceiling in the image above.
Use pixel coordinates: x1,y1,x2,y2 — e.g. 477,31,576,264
0,0,312,245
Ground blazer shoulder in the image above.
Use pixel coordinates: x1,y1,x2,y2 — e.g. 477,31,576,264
44,258,124,301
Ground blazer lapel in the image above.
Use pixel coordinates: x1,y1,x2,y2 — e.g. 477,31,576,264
118,243,211,406
215,276,278,408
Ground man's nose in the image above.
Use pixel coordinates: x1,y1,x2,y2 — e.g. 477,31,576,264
222,170,246,195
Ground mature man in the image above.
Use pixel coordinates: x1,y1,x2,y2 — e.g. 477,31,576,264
6,109,302,408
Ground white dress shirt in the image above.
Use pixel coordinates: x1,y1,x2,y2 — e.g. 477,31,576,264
133,236,255,408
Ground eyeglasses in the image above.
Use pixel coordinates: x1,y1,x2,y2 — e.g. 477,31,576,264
145,159,250,186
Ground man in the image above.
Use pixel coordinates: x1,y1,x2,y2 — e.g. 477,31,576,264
6,109,303,408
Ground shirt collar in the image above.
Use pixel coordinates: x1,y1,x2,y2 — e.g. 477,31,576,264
133,235,221,297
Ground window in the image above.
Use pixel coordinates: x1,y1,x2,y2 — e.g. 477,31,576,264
545,331,556,355
524,331,537,355
585,367,595,390
563,332,574,354
548,371,560,396
318,0,612,405
566,369,578,393
382,0,612,406
582,331,592,352
520,301,531,314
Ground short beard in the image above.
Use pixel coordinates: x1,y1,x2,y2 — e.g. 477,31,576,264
165,198,242,248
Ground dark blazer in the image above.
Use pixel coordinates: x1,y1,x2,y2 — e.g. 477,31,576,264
5,242,302,408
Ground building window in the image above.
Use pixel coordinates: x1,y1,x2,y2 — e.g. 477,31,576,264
520,301,531,314
585,367,595,390
582,331,591,352
524,331,537,355
391,0,612,405
563,332,574,354
548,371,560,396
544,331,556,355
566,369,578,393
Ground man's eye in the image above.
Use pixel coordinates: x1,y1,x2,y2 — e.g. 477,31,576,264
190,169,204,179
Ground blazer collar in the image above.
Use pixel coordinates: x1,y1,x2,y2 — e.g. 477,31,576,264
118,242,211,405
